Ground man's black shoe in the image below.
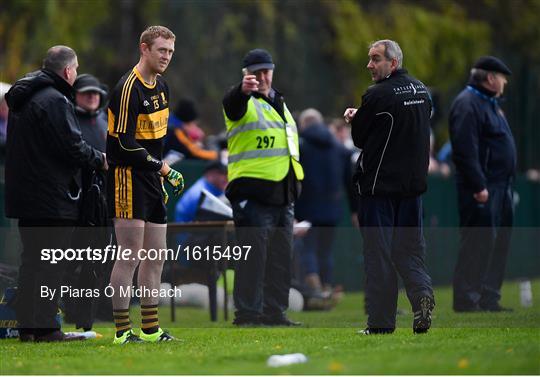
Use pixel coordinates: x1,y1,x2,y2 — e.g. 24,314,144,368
413,296,435,334
480,304,513,312
232,317,261,326
261,316,302,326
357,327,394,335
35,330,85,342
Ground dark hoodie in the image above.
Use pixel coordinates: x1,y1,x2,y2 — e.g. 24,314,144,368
295,124,354,225
5,69,104,220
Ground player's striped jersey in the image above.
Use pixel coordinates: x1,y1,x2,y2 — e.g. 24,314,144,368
106,66,169,169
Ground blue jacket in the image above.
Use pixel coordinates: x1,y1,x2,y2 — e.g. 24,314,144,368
449,84,516,191
295,123,353,225
174,177,224,222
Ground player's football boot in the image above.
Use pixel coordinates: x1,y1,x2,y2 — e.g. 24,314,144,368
139,327,175,342
113,329,143,344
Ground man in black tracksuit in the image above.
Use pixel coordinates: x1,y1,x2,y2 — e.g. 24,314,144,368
5,46,106,342
344,39,434,334
449,56,516,312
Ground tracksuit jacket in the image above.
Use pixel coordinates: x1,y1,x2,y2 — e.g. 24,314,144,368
351,68,432,197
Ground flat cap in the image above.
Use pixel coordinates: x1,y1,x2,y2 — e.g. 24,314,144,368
473,56,512,75
243,48,274,72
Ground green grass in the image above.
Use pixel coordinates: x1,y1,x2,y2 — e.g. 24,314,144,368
1,279,539,375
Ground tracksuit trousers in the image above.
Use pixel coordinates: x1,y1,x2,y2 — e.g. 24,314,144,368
357,196,433,329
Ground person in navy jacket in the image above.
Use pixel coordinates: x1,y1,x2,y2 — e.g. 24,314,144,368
449,56,516,312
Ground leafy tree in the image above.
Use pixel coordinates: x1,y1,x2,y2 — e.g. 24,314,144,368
326,1,490,105
0,0,536,168
0,0,109,82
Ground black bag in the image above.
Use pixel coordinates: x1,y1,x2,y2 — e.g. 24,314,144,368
65,170,112,329
80,170,108,227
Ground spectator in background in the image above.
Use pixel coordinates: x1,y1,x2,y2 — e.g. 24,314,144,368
0,82,11,149
73,74,108,152
5,45,107,342
63,73,111,331
329,118,361,228
164,98,218,161
449,56,515,312
294,108,355,307
436,140,453,167
174,161,228,223
329,118,355,152
428,130,451,177
329,117,361,164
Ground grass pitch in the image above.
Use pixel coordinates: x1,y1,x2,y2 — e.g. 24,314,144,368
1,279,539,375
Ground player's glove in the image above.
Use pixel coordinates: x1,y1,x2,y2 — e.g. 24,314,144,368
161,179,169,204
164,168,185,196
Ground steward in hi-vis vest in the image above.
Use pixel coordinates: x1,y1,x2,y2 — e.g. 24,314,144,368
225,96,303,182
222,48,303,327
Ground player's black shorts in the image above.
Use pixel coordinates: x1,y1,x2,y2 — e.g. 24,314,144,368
107,166,167,224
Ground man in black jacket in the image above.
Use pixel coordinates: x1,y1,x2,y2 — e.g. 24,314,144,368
449,56,515,312
5,45,107,342
344,39,434,334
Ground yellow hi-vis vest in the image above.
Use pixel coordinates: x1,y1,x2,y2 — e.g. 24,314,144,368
224,97,304,182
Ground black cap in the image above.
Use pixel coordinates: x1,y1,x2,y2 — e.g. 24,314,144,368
242,48,275,72
203,160,227,174
73,74,107,95
174,99,198,123
473,56,512,75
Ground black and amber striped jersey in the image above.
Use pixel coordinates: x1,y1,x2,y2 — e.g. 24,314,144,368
106,66,169,171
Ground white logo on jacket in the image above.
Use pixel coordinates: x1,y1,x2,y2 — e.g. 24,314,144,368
393,83,427,96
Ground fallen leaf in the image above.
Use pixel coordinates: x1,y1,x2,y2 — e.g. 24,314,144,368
458,358,469,369
328,361,344,373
